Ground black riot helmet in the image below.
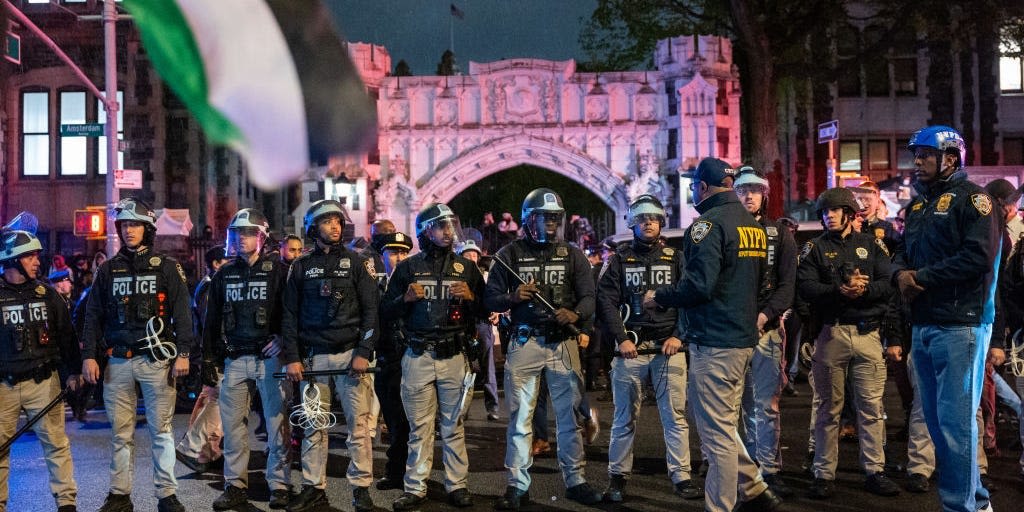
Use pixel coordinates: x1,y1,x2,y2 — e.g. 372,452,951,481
521,188,565,244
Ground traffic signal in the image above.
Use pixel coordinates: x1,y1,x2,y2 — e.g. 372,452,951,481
73,209,105,237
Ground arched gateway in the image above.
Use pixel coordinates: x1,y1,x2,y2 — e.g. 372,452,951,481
306,36,742,239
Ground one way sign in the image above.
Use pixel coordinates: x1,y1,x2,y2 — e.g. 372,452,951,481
818,120,839,144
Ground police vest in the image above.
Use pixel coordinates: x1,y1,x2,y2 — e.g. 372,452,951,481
403,252,474,337
105,253,168,347
297,252,360,342
219,258,281,346
506,240,577,327
0,281,60,371
759,220,784,307
616,243,679,333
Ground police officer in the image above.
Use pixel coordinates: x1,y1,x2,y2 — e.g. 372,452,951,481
797,187,900,499
484,188,601,510
893,125,1003,512
382,203,485,510
852,181,901,252
733,167,797,498
201,209,292,510
596,195,700,503
644,158,776,512
0,215,81,512
280,199,379,512
81,198,192,512
371,231,414,492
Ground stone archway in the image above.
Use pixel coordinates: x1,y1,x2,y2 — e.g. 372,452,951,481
380,134,630,236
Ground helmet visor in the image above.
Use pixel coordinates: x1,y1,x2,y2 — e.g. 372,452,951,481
525,211,565,243
422,216,463,248
226,226,266,257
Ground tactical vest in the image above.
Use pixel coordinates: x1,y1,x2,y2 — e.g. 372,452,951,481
616,242,679,336
298,252,359,345
403,252,474,338
0,281,60,373
105,253,168,348
759,220,784,309
219,257,280,349
505,240,577,328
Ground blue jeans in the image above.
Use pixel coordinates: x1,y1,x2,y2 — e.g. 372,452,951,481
910,324,991,512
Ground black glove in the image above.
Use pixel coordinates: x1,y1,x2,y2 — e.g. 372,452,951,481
201,360,221,388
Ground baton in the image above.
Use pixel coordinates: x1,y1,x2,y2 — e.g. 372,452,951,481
0,389,67,456
613,348,664,357
491,256,581,336
273,367,381,379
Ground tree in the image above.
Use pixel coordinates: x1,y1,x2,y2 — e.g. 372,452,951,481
393,59,412,77
436,49,457,76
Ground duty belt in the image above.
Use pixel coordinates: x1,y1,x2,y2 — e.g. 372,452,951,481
827,318,880,335
407,335,461,359
514,324,566,344
225,339,272,359
624,325,674,343
2,362,56,386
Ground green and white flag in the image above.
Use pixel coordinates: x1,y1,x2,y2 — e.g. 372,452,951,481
124,0,376,189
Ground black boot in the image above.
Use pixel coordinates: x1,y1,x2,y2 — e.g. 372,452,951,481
287,485,328,512
352,486,374,512
97,493,133,512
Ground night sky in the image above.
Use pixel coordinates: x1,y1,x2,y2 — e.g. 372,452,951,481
327,0,597,75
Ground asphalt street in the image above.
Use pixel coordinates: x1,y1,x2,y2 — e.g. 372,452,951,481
6,376,1022,512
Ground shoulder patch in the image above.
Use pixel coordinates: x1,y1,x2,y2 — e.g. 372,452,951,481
175,263,187,283
363,258,375,276
690,220,713,243
874,237,890,257
971,194,993,216
799,241,814,262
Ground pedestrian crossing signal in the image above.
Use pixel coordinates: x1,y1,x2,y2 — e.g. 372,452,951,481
74,209,105,238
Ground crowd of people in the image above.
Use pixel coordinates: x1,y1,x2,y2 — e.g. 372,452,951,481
0,124,1021,512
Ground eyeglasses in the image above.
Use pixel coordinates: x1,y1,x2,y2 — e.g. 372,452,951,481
688,180,701,192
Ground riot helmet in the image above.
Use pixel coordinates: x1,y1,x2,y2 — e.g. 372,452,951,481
733,166,770,193
627,194,665,242
415,203,462,249
303,199,346,246
114,197,158,248
908,125,966,169
226,208,270,257
521,188,565,244
0,212,44,280
815,187,860,232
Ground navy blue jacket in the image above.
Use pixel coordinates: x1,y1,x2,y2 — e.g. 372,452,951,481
797,228,894,324
653,192,766,349
893,170,1002,327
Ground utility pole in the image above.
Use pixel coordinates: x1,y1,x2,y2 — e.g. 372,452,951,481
103,0,120,256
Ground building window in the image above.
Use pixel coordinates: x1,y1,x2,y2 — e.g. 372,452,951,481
60,91,87,176
892,30,918,96
839,140,862,171
666,81,677,117
667,128,678,160
868,140,890,170
1005,138,1024,165
896,138,914,169
22,91,49,176
863,26,888,97
97,91,124,174
837,26,861,97
1000,40,1023,93
716,127,729,158
715,81,728,115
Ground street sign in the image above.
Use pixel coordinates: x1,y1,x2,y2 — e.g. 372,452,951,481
61,123,105,137
114,169,143,189
5,32,19,65
818,120,839,144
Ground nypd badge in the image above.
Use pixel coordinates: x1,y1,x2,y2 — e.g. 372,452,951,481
936,193,953,213
663,247,675,256
855,247,869,259
262,261,274,272
874,227,885,240
35,285,46,297
690,221,712,243
971,194,993,215
556,246,569,257
339,258,351,269
452,262,464,273
149,256,162,267
766,226,778,236
874,238,890,257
